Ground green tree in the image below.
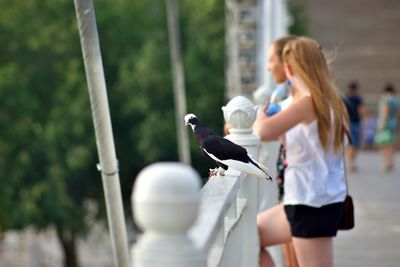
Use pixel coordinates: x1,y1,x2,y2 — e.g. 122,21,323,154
0,1,99,266
0,0,225,266
288,1,309,36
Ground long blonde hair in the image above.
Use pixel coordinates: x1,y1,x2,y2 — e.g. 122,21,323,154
273,35,298,62
282,37,348,152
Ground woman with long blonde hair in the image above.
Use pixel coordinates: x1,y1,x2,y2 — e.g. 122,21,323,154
253,36,348,267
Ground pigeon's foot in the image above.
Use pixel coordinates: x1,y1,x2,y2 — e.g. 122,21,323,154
208,168,219,178
208,167,226,178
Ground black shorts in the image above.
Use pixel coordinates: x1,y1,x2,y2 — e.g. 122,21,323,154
284,202,344,238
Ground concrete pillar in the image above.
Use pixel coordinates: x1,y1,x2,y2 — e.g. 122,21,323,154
222,95,260,267
131,162,205,267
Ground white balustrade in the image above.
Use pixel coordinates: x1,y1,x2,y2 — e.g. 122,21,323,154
219,95,260,267
131,96,280,267
131,162,204,267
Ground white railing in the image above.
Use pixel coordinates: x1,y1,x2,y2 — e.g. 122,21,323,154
131,96,282,267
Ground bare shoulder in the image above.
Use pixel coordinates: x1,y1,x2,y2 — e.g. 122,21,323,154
287,94,316,123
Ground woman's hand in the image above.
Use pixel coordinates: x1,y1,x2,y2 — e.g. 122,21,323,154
253,95,315,141
262,100,271,116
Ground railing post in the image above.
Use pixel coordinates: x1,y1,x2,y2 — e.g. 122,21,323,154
253,90,280,212
222,96,260,267
131,162,205,267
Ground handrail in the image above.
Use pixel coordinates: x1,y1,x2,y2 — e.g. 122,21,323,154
189,170,245,255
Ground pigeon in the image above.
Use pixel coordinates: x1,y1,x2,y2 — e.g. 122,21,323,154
184,113,273,180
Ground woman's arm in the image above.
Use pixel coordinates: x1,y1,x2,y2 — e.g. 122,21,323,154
253,95,315,141
358,102,366,119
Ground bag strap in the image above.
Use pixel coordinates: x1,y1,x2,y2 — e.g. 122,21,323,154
343,126,352,146
343,124,351,194
342,151,350,195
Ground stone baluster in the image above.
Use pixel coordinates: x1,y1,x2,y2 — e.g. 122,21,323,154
131,162,205,267
252,88,283,266
222,95,260,267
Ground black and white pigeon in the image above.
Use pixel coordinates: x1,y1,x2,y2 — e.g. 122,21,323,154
184,113,273,180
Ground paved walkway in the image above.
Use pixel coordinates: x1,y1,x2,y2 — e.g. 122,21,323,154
335,151,400,267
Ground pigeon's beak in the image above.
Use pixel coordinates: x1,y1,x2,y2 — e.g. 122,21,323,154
184,121,188,126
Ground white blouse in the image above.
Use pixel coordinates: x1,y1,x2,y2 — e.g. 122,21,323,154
283,104,347,207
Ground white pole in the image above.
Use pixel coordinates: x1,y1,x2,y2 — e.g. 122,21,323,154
166,0,191,164
73,1,130,267
259,0,276,97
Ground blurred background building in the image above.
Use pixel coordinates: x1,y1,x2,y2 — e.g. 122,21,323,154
296,0,400,114
228,0,400,114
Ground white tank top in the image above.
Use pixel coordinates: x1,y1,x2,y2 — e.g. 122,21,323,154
283,103,347,207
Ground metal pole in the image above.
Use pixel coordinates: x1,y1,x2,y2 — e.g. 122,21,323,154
165,0,191,165
73,1,130,267
263,0,276,94
225,0,241,99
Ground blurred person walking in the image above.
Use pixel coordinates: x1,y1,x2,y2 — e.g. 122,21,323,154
375,83,400,172
362,112,377,150
343,81,365,172
254,36,348,267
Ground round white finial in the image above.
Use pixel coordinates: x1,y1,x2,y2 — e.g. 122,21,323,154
222,96,258,132
132,162,201,233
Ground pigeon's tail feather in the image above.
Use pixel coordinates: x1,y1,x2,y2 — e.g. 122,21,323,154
248,157,274,181
203,147,273,181
218,158,273,181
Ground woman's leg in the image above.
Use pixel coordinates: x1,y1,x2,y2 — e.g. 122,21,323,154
282,242,299,267
387,144,394,169
292,237,333,267
346,146,357,171
380,146,388,169
381,144,394,171
259,248,274,267
257,204,292,267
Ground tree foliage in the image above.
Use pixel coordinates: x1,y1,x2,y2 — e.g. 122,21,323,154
288,1,309,36
0,0,225,265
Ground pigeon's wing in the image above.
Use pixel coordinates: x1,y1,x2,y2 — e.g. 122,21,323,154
202,135,272,179
198,144,229,169
202,135,249,162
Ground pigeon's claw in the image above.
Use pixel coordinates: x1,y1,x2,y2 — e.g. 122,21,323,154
208,168,219,178
208,167,226,178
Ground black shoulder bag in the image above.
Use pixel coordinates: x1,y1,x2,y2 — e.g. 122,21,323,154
338,127,355,230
